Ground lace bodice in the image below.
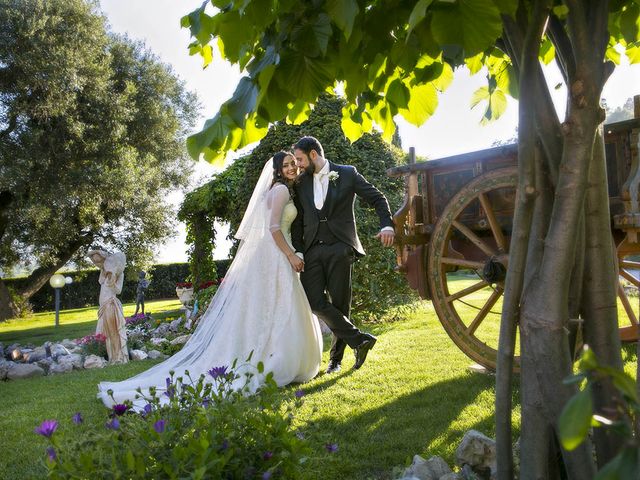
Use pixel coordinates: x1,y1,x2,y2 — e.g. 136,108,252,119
280,201,297,246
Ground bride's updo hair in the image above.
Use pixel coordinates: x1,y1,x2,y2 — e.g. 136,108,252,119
271,150,295,188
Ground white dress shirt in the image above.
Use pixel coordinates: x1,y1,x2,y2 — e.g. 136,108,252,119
313,160,331,209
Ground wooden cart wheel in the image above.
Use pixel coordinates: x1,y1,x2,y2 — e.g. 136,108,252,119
616,238,640,342
428,167,518,371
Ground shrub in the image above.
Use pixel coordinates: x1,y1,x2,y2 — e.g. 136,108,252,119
77,334,107,359
37,362,310,479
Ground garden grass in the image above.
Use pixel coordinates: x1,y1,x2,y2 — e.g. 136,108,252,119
0,295,637,479
0,299,183,346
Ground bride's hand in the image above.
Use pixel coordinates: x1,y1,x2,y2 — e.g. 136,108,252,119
288,253,304,273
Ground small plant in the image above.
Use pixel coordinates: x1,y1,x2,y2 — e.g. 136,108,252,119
558,345,639,478
36,359,310,479
77,333,107,359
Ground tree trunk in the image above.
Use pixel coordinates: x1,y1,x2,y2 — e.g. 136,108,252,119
581,130,625,466
0,279,18,321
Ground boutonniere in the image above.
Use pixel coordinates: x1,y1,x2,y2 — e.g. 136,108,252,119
327,171,339,184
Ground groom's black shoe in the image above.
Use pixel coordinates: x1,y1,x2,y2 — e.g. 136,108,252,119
353,334,377,370
325,360,341,374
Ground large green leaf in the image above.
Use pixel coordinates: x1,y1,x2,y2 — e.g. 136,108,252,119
341,106,373,142
558,386,593,451
226,77,258,127
326,0,360,40
595,446,640,480
471,85,508,124
431,0,503,56
627,42,640,63
386,78,410,109
620,3,640,42
278,51,336,101
540,37,556,65
407,0,434,40
186,112,235,161
399,82,438,126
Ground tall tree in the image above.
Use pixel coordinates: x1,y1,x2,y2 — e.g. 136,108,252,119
182,0,640,477
0,0,198,320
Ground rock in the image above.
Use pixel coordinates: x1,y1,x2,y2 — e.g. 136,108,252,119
50,344,71,360
402,455,452,480
68,346,84,354
58,353,84,370
23,346,47,364
0,342,4,359
36,358,54,374
147,350,167,360
170,334,190,346
10,347,23,362
130,349,148,361
154,323,171,336
7,363,45,380
455,430,496,479
0,360,15,380
49,362,74,375
84,355,107,369
440,474,462,480
60,338,77,349
169,318,183,332
184,318,193,330
150,337,168,345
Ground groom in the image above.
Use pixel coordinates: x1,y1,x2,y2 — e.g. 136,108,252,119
291,136,395,373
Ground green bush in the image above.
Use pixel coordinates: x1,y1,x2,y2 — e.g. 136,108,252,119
180,95,417,322
38,364,309,479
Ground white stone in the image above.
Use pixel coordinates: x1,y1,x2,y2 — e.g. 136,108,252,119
150,337,168,345
130,349,148,361
36,358,54,374
23,346,47,363
60,338,77,349
84,355,107,369
7,363,45,380
154,323,171,336
147,350,167,360
455,430,496,478
0,360,14,380
49,362,73,375
170,334,190,345
402,455,452,480
58,353,84,370
51,344,70,359
169,318,183,332
439,474,462,480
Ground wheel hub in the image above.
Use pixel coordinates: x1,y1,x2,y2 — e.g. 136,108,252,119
482,257,507,284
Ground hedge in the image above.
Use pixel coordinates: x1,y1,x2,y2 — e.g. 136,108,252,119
5,260,231,312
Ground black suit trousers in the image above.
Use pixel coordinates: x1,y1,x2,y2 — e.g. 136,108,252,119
301,242,363,360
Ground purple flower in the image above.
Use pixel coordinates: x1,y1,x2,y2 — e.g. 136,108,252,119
295,389,305,399
46,447,57,462
72,412,83,425
153,419,167,433
262,451,273,460
201,397,211,408
164,378,175,398
34,420,58,438
325,443,338,453
142,404,152,416
262,472,272,480
112,404,129,416
218,439,229,452
106,418,120,430
208,366,229,379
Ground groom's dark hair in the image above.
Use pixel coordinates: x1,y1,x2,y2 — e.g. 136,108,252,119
293,136,324,158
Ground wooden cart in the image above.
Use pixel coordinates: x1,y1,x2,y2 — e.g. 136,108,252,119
388,100,640,371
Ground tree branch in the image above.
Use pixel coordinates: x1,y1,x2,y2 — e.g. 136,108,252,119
547,15,575,85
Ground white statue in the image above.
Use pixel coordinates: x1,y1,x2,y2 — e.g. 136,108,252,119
88,249,129,364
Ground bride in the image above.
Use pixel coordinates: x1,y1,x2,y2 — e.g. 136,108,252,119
98,152,323,407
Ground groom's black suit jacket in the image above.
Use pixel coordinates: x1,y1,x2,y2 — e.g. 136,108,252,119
291,162,394,257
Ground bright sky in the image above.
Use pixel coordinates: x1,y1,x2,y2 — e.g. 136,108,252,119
99,0,640,263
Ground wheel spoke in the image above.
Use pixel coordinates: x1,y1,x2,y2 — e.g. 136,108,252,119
617,283,639,326
621,260,640,270
466,287,503,335
441,257,485,270
446,279,490,302
479,192,507,253
620,269,640,288
452,220,497,257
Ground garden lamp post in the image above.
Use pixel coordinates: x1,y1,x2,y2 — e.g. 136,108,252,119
49,274,67,327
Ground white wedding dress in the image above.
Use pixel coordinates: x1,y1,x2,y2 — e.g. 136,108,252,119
97,162,323,408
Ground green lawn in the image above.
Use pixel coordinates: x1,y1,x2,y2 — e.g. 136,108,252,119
0,295,636,479
0,299,183,346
